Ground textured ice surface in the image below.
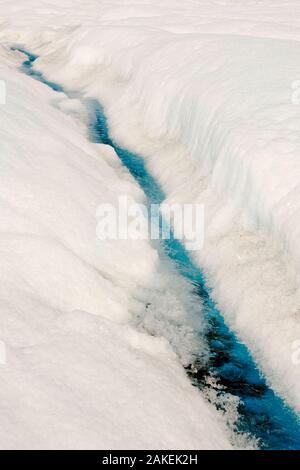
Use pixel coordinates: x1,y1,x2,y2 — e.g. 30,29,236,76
1,0,300,448
0,46,231,449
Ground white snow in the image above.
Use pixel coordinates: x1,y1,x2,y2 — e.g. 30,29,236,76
1,0,300,448
0,41,233,449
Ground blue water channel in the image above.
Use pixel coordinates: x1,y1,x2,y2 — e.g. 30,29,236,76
15,46,300,450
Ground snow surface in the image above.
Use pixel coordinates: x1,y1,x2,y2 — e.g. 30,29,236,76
1,0,300,449
0,45,232,449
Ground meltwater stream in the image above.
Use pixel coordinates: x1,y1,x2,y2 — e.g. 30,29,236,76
16,47,300,449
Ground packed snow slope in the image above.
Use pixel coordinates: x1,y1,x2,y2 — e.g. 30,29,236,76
1,0,300,447
0,47,232,449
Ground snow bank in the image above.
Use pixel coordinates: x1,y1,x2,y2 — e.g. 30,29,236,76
1,0,300,446
1,0,299,415
0,45,231,449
